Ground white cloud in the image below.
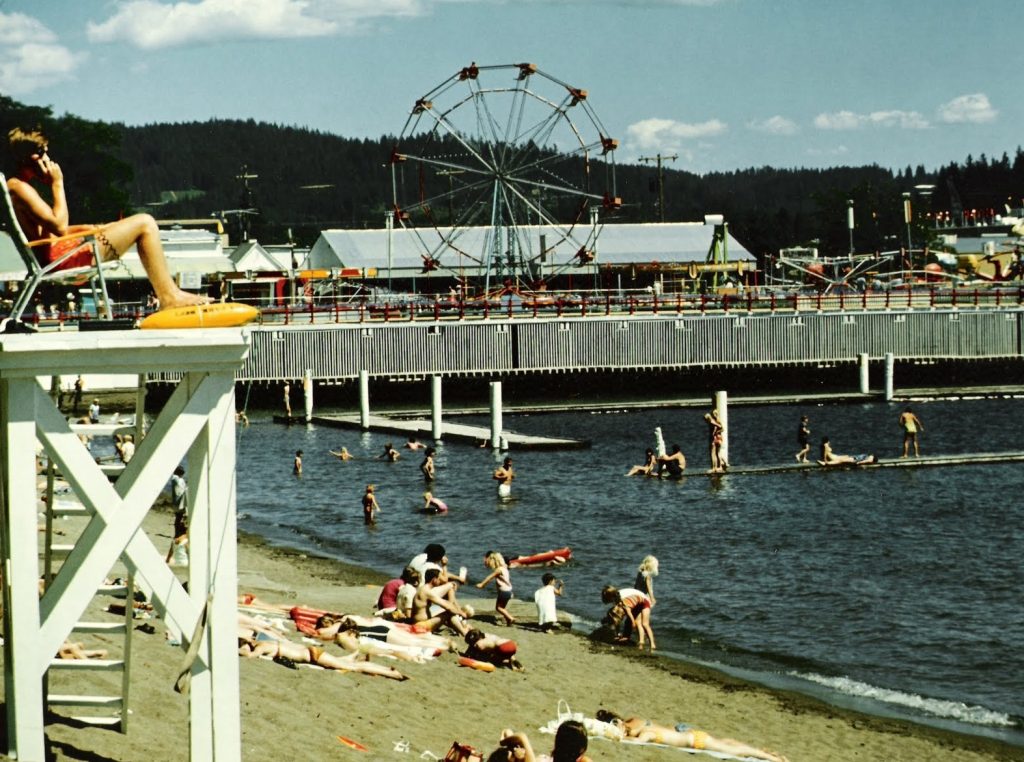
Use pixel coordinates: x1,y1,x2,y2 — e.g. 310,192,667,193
626,117,727,154
813,109,929,130
747,115,798,136
0,12,83,95
806,145,849,158
937,93,997,124
86,0,427,50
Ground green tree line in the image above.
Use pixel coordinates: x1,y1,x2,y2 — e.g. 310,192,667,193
4,96,1022,260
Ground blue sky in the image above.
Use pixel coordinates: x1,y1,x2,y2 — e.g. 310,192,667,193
1,0,1018,174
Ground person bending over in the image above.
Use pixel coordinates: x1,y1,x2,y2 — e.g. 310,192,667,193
464,627,523,671
595,710,787,762
6,128,208,311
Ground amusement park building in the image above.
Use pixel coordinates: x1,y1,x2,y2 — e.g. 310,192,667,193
304,222,756,288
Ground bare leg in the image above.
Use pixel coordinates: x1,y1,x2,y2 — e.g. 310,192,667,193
97,215,210,309
703,734,787,762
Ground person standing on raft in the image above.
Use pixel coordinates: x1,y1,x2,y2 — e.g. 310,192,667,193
5,128,208,312
899,407,924,458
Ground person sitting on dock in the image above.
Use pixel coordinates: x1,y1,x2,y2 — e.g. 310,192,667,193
626,448,658,476
819,437,875,466
657,444,686,478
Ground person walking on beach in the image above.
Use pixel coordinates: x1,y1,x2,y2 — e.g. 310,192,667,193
166,465,189,566
493,456,514,497
293,450,303,476
362,484,380,525
477,550,515,626
899,406,924,458
420,446,436,481
795,415,811,463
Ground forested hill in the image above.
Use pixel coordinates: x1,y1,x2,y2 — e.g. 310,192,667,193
3,96,1022,257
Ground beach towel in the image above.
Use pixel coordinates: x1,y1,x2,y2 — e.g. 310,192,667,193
539,702,769,762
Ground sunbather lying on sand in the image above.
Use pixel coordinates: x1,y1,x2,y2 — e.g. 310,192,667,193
237,628,407,680
595,710,787,762
314,613,453,652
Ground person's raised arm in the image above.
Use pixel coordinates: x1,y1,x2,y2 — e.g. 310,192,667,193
476,569,500,589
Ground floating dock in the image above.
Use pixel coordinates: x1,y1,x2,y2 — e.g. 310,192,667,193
304,413,589,450
690,451,1024,477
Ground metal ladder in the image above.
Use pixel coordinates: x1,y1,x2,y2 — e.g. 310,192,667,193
41,465,136,732
38,377,146,732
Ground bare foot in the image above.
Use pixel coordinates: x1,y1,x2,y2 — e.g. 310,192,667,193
159,290,212,310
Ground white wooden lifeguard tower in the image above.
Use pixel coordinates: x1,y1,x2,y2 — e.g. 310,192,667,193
0,329,247,761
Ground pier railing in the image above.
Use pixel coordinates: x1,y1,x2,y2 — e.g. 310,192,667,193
221,305,1022,383
231,285,1024,327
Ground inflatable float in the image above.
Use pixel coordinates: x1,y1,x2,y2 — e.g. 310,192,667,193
139,302,259,330
508,547,572,568
457,656,496,672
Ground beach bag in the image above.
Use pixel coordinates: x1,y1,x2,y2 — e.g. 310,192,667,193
443,742,482,762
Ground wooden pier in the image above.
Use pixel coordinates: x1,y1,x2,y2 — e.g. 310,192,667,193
688,451,1024,477
307,413,590,450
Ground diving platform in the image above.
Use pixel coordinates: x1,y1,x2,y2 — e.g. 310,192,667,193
308,413,590,450
690,451,1024,477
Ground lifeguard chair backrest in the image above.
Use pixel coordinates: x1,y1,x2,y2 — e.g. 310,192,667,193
0,173,34,281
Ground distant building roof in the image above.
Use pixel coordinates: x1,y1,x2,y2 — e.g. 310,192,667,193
306,222,754,273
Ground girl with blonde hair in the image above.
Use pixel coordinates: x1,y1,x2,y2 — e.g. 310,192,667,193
476,550,515,626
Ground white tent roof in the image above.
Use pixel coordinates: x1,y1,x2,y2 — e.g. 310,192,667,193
306,222,754,272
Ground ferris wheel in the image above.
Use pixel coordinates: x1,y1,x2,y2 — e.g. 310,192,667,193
390,62,620,294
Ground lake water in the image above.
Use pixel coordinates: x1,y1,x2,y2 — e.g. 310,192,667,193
233,395,1024,745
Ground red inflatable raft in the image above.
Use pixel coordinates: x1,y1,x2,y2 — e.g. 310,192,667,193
508,547,572,568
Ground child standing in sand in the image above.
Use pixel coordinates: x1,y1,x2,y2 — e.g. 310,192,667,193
477,550,515,626
534,572,563,631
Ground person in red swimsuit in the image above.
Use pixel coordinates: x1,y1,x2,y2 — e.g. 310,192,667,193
6,127,208,311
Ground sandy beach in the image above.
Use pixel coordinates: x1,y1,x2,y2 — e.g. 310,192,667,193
10,501,1016,762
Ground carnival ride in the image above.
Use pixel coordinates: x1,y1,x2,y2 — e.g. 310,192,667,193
389,62,620,297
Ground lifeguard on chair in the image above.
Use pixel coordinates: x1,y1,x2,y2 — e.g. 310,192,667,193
2,127,257,331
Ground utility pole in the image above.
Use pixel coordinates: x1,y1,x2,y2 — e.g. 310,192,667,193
639,153,677,222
